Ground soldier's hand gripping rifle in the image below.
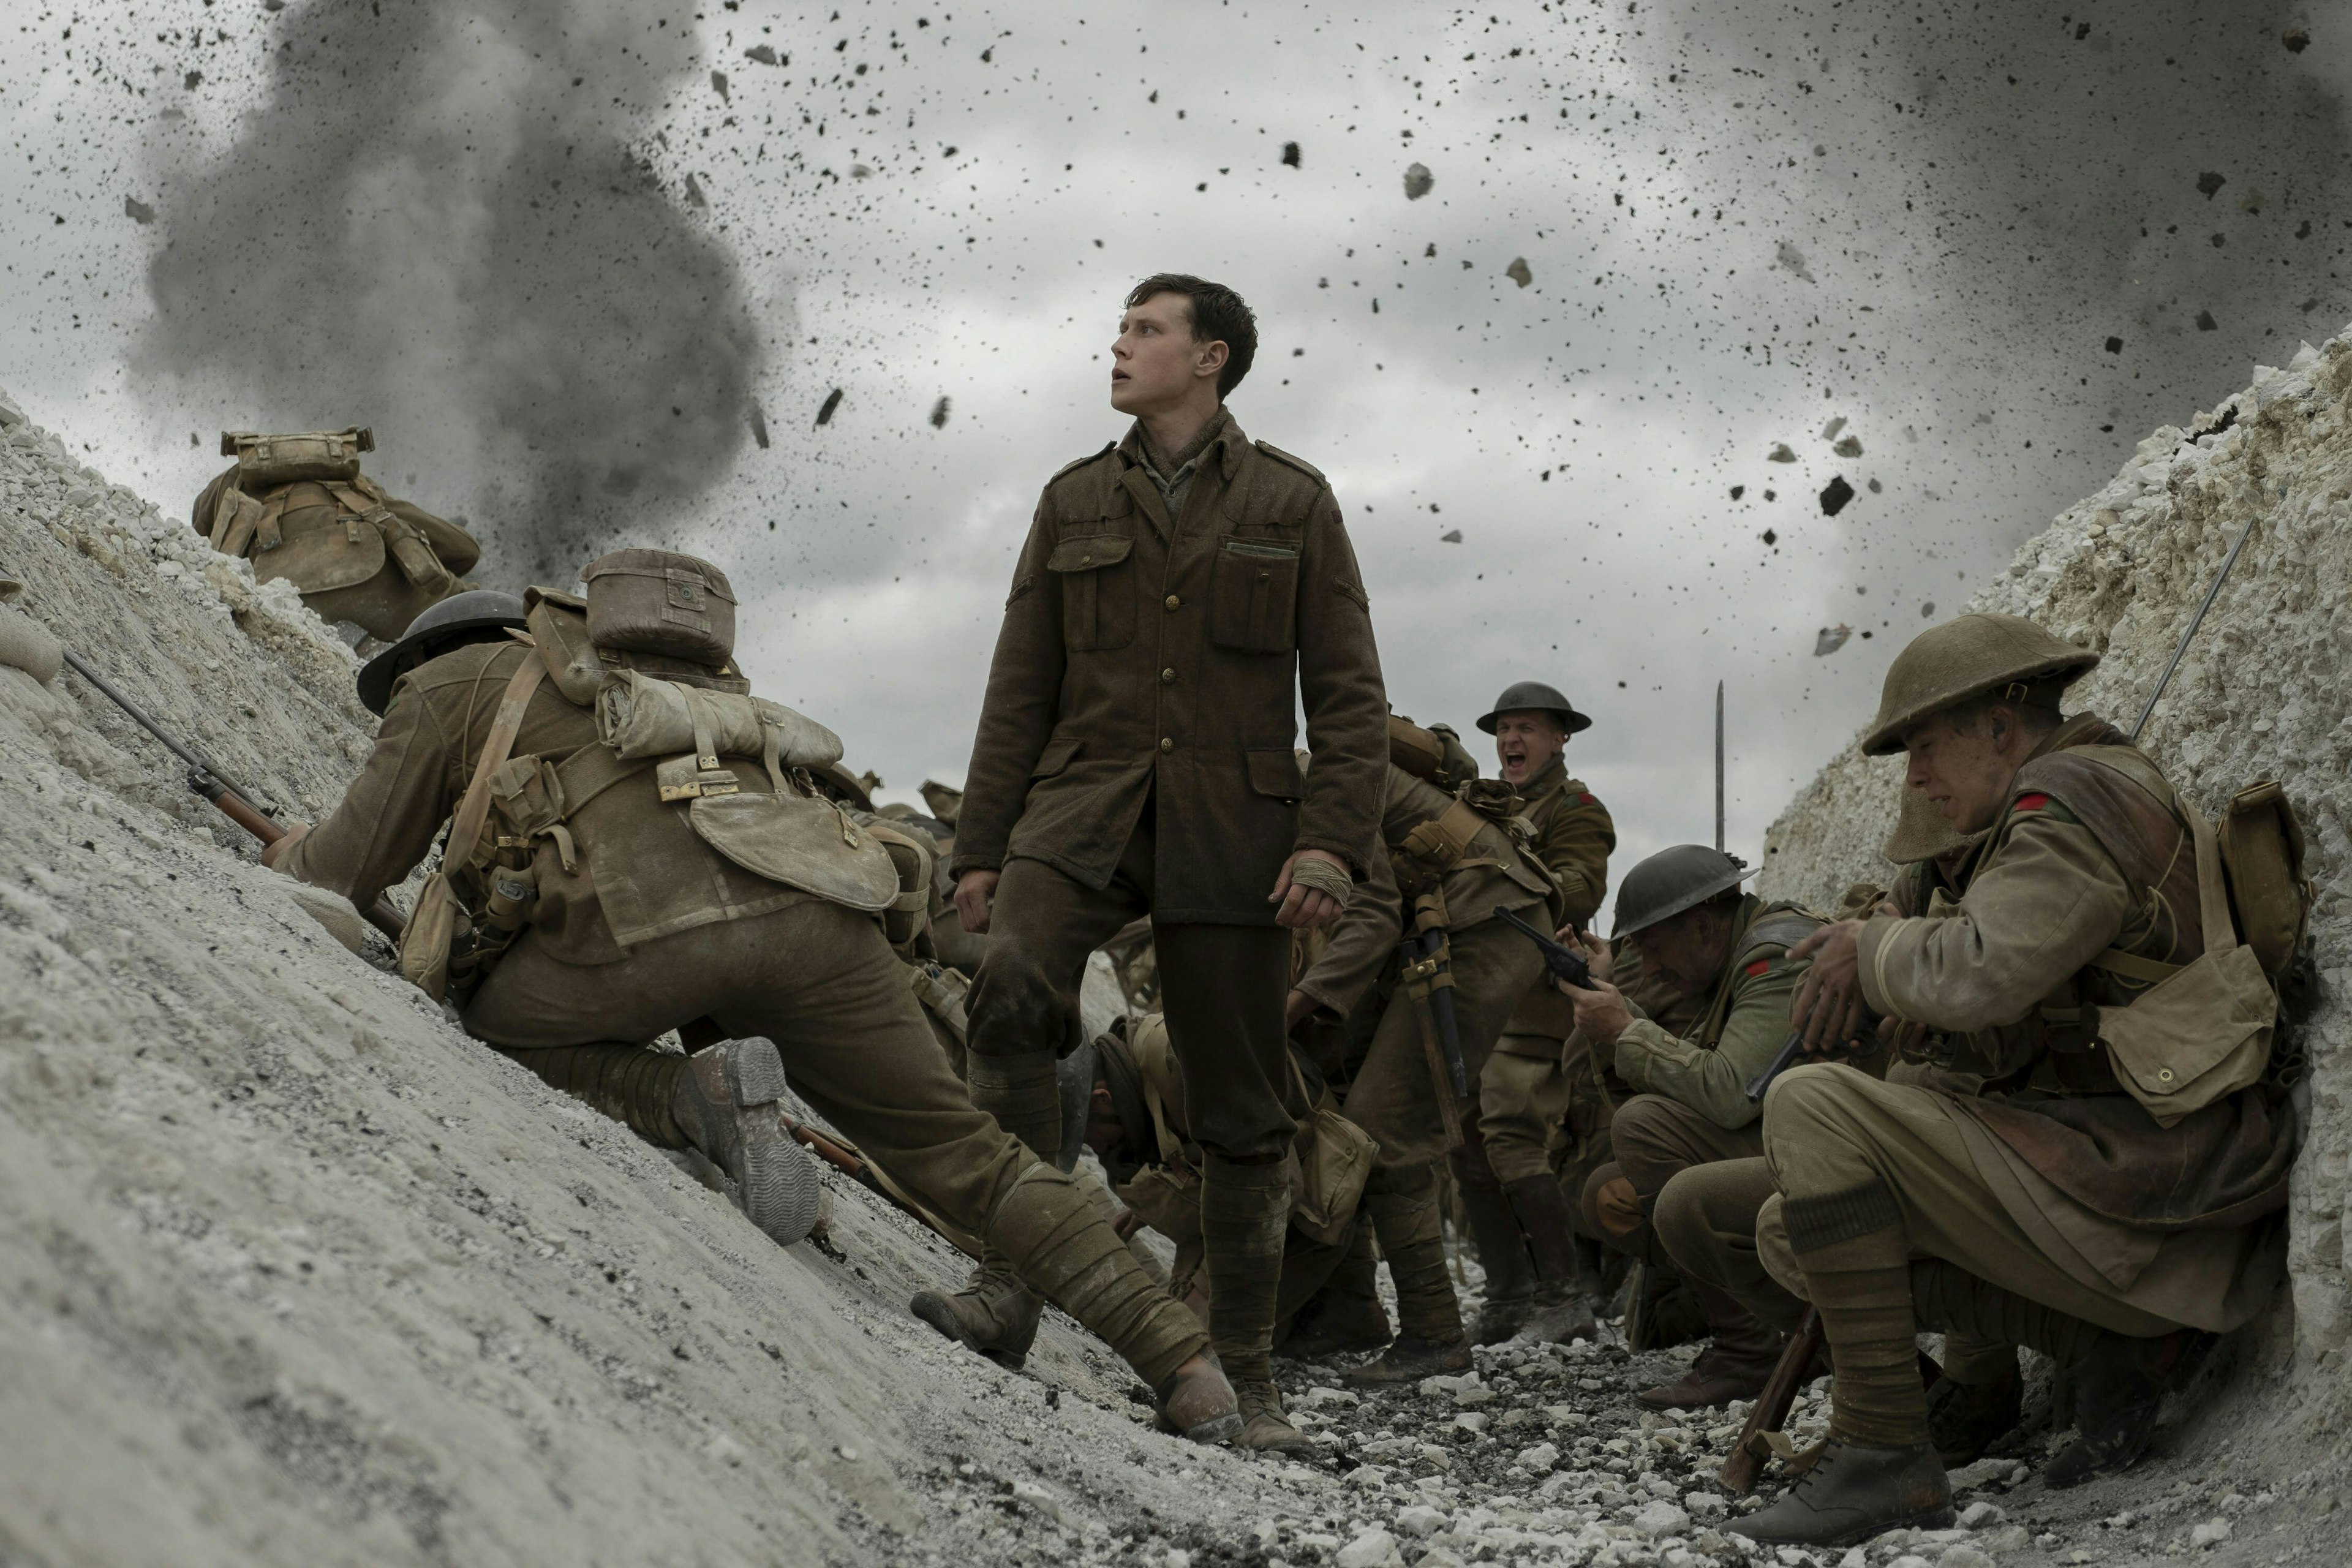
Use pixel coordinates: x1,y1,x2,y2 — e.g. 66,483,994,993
61,647,405,941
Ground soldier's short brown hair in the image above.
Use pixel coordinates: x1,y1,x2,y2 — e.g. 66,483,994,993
1126,273,1257,398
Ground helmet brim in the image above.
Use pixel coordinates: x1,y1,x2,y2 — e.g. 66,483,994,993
1475,704,1594,737
356,613,527,715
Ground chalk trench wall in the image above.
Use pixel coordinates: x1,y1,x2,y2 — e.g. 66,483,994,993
1759,330,2352,1435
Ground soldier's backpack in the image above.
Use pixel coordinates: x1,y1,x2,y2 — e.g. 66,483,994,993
195,428,482,641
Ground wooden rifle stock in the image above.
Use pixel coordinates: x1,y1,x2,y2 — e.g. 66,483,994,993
1718,1307,1824,1493
64,646,406,942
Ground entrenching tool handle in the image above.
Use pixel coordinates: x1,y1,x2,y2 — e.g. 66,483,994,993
1719,1307,1825,1494
1491,905,1597,991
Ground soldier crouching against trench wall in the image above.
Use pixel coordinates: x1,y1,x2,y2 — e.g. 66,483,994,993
1462,682,1618,1344
1287,723,1566,1383
194,428,481,643
266,548,1243,1442
937,274,1389,1454
1559,846,1830,1411
1722,613,2302,1550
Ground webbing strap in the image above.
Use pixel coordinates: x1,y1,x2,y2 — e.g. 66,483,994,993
449,658,546,875
2087,947,2185,986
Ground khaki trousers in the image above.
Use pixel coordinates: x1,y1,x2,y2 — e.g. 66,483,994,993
1755,1067,2190,1343
1339,916,1544,1176
467,897,1050,1243
1578,1094,1764,1265
1651,1156,1806,1332
1479,1035,1574,1185
968,809,1297,1159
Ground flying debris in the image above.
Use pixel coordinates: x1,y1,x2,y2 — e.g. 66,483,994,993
684,174,707,208
2285,28,2312,53
1281,141,1302,168
1404,164,1434,200
1821,417,1847,440
815,388,844,427
1767,443,1796,463
1439,529,1463,543
2198,171,2228,199
1820,476,1856,516
1814,624,1853,657
748,403,771,449
744,45,781,65
1774,240,1814,282
124,196,155,225
711,71,729,104
929,396,952,429
1833,434,1862,458
1505,257,1532,288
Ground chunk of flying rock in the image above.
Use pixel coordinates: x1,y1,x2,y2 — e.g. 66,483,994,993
1820,475,1856,516
1768,443,1796,462
1833,434,1863,458
1506,257,1532,288
1815,624,1852,657
1404,163,1434,200
1439,529,1463,543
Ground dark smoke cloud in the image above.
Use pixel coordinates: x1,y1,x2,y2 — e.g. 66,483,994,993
137,0,764,583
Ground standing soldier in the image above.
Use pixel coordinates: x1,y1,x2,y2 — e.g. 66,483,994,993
268,552,1243,1444
1464,683,1618,1342
1561,846,1825,1408
1730,614,2299,1547
935,275,1388,1452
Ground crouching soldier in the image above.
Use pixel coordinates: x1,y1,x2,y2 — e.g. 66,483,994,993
1080,1014,1382,1449
1560,847,1825,1409
1731,614,2301,1548
267,549,1242,1442
1289,723,1575,1382
194,428,480,643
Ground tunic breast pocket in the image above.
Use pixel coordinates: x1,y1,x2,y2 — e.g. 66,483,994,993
1047,534,1137,651
1209,537,1300,653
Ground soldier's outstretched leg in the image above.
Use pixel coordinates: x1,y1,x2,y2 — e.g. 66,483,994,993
925,850,1142,1365
469,901,1240,1441
489,1039,827,1246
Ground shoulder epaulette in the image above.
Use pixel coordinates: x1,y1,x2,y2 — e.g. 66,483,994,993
1254,440,1326,483
1048,442,1117,485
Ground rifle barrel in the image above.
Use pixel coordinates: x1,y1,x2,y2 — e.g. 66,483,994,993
61,647,265,805
2130,512,2258,744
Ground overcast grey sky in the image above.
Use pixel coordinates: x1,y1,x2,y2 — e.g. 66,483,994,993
5,0,2348,902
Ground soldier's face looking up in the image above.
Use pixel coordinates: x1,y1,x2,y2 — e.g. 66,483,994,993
1631,899,1736,1000
1900,704,2041,834
1491,710,1567,786
1111,292,1228,417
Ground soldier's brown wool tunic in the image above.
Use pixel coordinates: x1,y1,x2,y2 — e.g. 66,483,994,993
1850,714,2296,1318
952,411,1389,924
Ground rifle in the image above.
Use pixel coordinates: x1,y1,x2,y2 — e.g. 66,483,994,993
780,1109,975,1251
61,647,406,941
2131,511,2258,744
1719,1308,1825,1492
1492,905,1600,992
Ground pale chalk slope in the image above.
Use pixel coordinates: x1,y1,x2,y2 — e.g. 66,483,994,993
0,394,1311,1567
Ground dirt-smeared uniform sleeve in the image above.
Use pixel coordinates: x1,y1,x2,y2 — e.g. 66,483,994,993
1856,806,2134,1033
1613,956,1805,1129
276,678,461,909
949,505,1063,881
1289,489,1387,879
1536,786,1616,931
